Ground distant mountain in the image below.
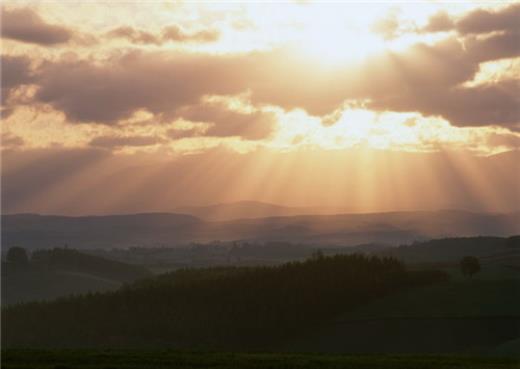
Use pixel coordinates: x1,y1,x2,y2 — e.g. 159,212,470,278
2,210,519,249
2,212,201,249
175,201,347,221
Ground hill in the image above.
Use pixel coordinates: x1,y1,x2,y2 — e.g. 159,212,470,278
2,213,201,249
378,236,520,264
1,254,445,349
2,248,151,305
2,210,519,249
175,201,347,221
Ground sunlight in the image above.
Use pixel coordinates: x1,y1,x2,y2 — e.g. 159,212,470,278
290,20,384,65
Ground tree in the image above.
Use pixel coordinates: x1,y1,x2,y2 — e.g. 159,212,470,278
6,247,29,265
310,249,325,260
459,256,480,278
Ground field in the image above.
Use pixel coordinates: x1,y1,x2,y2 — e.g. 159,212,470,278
2,350,519,369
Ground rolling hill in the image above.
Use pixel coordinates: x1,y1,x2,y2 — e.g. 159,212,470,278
174,201,348,221
2,248,151,305
2,209,519,249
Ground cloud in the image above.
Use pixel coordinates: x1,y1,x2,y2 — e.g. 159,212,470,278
106,27,160,45
371,14,400,41
1,7,72,45
89,135,165,149
465,31,520,63
373,80,520,128
422,4,520,36
423,11,454,33
1,55,34,105
166,128,202,140
16,23,520,130
487,132,520,149
177,103,277,140
1,132,25,148
456,3,520,35
106,25,219,45
162,25,219,43
33,51,249,123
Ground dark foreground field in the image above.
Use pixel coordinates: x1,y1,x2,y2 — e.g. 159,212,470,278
2,350,519,369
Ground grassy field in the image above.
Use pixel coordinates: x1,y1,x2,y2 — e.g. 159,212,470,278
2,350,519,369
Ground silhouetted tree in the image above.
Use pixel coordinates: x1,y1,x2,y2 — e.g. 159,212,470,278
459,256,480,278
2,254,448,349
310,249,325,260
5,247,29,265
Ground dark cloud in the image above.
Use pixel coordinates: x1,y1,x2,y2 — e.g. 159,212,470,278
1,55,34,104
33,51,249,123
360,37,520,128
1,55,34,89
106,25,219,45
1,7,72,45
370,79,519,128
177,104,277,140
423,11,454,33
457,3,520,35
465,31,520,63
106,27,160,45
89,135,165,149
422,4,520,36
15,21,520,131
1,132,25,148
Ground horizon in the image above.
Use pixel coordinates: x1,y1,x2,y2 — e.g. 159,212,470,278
3,201,520,218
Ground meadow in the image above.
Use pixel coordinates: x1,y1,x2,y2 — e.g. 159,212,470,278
2,350,519,369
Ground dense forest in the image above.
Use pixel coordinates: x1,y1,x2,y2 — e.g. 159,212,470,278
2,254,446,349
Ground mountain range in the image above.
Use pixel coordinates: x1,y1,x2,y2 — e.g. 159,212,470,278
3,202,519,249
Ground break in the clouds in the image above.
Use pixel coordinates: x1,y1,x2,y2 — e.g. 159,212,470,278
23,34,519,129
2,2,519,152
2,1,519,215
1,7,72,45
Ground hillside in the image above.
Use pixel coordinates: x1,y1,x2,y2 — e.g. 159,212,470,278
378,236,520,264
1,254,445,349
2,213,201,249
2,248,151,305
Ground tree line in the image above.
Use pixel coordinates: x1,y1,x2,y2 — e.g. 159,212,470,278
2,253,448,349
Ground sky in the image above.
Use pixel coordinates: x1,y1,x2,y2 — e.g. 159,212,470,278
1,1,519,215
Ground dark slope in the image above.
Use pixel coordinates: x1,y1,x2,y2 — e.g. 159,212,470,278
2,255,445,349
2,248,151,305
